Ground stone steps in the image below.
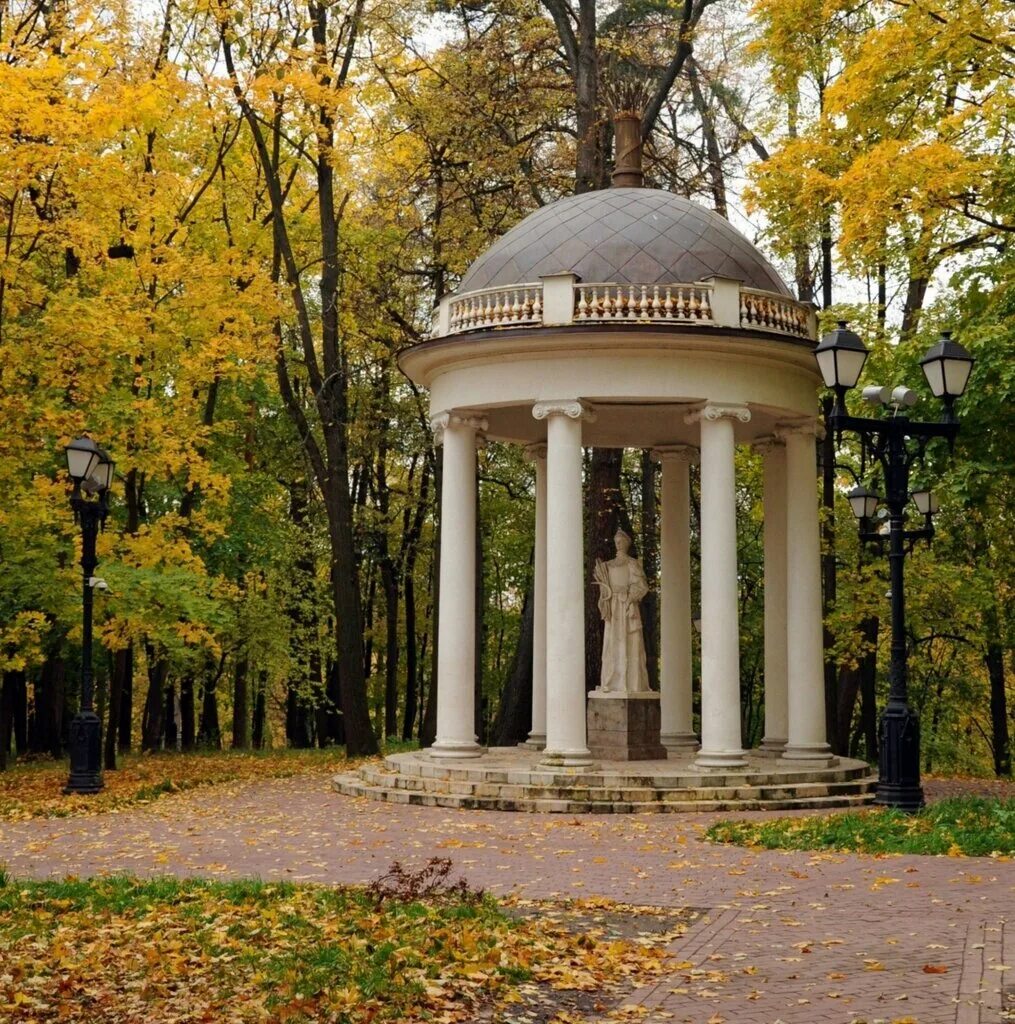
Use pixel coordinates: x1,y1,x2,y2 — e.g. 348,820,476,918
333,767,879,814
376,752,872,790
357,763,874,804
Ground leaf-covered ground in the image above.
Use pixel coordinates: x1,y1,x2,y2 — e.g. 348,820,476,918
0,748,384,823
0,874,674,1023
705,796,1015,857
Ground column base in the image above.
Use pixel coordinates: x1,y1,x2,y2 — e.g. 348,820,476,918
538,748,597,770
661,732,699,754
757,736,787,756
522,733,546,751
429,740,485,760
694,749,748,770
779,743,837,768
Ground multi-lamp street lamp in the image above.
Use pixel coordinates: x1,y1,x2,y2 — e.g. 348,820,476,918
814,324,974,810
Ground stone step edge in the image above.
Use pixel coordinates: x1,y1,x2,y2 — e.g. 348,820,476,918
332,775,876,814
382,755,871,788
358,766,878,801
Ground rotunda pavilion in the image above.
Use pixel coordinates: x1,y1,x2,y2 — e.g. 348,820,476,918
335,143,877,812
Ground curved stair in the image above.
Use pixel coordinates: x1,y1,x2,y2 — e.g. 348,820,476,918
333,749,878,813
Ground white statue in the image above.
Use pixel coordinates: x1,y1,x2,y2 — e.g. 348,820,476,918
593,528,651,693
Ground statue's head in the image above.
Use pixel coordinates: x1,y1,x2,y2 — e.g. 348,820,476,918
614,527,632,554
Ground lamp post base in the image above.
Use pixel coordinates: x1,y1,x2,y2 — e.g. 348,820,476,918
64,711,104,795
874,702,923,811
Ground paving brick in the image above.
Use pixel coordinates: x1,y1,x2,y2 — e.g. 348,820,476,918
0,773,1010,1023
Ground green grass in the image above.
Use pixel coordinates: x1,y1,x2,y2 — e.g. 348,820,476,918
0,875,525,1021
704,797,1015,857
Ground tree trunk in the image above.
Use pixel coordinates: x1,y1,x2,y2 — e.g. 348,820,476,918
0,671,22,770
488,584,534,746
105,648,128,770
222,11,377,757
9,671,27,756
35,649,66,758
986,639,1011,778
836,618,877,756
163,682,178,750
820,215,833,308
325,659,344,745
252,671,267,750
574,1,601,194
179,674,195,751
860,617,880,762
141,653,168,752
399,457,430,742
197,660,221,749
402,570,419,741
381,559,399,739
688,58,727,218
118,640,133,751
232,657,250,749
900,275,928,338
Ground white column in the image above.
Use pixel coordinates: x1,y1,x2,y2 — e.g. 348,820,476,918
779,421,836,765
653,446,698,753
688,404,751,770
524,443,547,749
759,439,788,753
430,411,486,759
533,400,594,767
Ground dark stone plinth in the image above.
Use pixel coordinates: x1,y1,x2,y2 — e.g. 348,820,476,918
587,691,668,761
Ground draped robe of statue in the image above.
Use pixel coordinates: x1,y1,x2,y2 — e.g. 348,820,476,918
594,533,651,693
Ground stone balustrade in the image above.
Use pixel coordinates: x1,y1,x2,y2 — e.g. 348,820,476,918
447,285,543,333
739,290,810,337
436,276,814,341
575,283,713,323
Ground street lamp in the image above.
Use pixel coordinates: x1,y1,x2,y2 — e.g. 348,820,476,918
64,436,115,795
814,320,868,414
817,327,973,810
847,484,881,522
919,332,975,422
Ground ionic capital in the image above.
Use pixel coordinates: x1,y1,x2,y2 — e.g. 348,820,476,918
775,417,824,442
429,410,489,444
753,435,785,456
684,403,752,425
532,399,596,422
523,442,547,463
651,444,699,466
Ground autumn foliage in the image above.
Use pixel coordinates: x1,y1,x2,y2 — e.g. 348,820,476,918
0,0,1011,776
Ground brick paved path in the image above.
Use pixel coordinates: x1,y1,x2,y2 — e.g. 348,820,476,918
0,774,1011,1023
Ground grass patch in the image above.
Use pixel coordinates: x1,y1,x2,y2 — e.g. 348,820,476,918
0,742,414,823
0,874,671,1022
705,796,1015,858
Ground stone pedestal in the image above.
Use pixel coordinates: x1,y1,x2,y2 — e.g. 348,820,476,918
587,691,668,761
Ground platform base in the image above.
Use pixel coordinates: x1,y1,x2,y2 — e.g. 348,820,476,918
587,690,667,761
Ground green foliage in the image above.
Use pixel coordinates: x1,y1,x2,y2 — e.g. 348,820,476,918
706,797,1015,857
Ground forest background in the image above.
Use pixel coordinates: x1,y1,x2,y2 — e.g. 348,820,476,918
0,0,1011,777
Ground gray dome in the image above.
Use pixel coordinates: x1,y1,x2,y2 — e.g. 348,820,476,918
457,188,792,298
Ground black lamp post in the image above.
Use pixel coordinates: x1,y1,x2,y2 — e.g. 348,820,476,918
815,326,974,810
64,436,115,795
